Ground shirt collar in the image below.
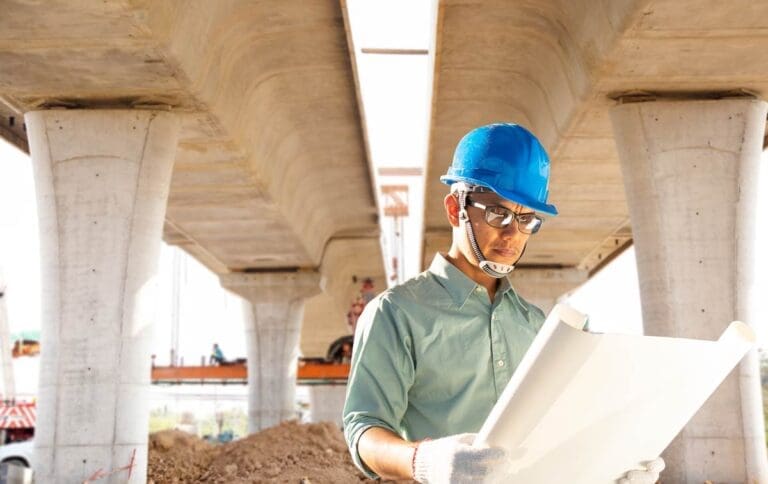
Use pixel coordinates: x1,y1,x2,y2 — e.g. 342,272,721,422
496,275,512,297
428,253,514,307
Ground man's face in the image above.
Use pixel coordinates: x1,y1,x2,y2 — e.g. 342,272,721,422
449,191,534,268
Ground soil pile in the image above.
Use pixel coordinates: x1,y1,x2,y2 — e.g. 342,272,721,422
148,429,214,483
148,421,375,483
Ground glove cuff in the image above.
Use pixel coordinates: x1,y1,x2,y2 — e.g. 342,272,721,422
412,439,436,483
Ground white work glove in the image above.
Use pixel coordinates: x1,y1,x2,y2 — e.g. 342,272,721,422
617,457,665,483
412,433,508,484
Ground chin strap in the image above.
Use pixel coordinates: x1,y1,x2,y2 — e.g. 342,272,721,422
457,188,521,279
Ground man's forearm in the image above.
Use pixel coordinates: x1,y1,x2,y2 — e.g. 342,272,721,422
358,427,419,480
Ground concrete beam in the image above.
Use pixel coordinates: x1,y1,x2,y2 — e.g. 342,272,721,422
425,0,768,273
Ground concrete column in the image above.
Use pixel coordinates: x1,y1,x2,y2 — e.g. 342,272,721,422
221,271,322,432
25,110,179,483
611,98,768,484
508,267,588,314
307,384,347,426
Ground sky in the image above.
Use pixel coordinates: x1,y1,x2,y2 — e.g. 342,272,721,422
346,0,437,281
0,0,766,405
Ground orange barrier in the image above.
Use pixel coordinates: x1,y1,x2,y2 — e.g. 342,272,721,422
152,364,246,381
297,361,350,380
151,361,350,383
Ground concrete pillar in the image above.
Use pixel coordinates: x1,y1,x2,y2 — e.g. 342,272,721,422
25,110,179,483
221,271,322,432
610,98,768,484
307,384,347,426
508,267,588,314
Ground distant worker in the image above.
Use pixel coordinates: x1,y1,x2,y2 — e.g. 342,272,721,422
340,341,352,364
342,124,665,483
209,343,225,366
326,335,354,364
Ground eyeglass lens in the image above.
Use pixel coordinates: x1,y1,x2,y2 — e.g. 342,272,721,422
481,204,541,234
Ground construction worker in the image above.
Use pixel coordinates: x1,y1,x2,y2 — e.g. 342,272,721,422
342,123,664,483
209,343,225,366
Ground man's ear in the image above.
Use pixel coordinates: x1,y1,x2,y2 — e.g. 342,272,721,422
444,193,460,227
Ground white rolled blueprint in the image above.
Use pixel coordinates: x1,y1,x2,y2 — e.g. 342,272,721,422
474,304,756,484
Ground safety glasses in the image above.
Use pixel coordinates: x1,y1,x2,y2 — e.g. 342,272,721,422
466,197,543,234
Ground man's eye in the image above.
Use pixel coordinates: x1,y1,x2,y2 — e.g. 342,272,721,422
518,214,535,224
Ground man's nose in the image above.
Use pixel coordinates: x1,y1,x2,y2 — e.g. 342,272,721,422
499,220,523,238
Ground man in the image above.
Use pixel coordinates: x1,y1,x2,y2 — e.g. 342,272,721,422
209,343,225,366
343,124,664,483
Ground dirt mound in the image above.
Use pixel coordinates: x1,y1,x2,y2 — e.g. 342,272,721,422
148,429,214,483
148,421,374,483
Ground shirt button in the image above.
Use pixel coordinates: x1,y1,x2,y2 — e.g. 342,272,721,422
497,360,505,367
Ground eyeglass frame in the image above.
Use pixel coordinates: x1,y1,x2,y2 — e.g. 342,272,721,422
464,196,543,234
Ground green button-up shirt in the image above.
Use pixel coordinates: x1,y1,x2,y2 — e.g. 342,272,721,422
342,254,546,477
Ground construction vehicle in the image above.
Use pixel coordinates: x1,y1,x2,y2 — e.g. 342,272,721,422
0,401,34,445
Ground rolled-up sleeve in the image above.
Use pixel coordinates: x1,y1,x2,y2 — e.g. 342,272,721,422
342,294,415,478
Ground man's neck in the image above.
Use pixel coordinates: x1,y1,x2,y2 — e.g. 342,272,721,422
444,248,500,302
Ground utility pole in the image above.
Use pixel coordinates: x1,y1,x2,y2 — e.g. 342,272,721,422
170,249,183,366
0,267,16,400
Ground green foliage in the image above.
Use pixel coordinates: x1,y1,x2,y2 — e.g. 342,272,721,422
148,406,248,441
149,407,180,434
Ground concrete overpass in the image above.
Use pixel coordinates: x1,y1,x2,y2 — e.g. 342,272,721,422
0,0,766,483
424,1,768,482
0,1,382,481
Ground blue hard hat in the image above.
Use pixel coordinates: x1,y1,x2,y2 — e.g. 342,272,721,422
441,123,558,216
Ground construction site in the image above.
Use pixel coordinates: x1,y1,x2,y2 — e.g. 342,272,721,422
0,0,767,483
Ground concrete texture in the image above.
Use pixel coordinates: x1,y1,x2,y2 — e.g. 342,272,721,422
25,109,179,484
610,98,768,483
0,0,383,355
301,237,385,357
0,1,765,478
221,272,322,432
424,0,643,271
307,385,347,427
424,0,768,274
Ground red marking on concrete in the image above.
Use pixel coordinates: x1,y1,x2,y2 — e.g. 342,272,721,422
83,448,137,483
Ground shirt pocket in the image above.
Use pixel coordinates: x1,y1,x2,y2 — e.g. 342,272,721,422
412,317,492,400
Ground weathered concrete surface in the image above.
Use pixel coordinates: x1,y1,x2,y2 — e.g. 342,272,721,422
301,237,385,357
425,0,768,273
26,110,179,483
611,99,768,484
0,0,383,345
0,4,382,473
221,271,322,433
